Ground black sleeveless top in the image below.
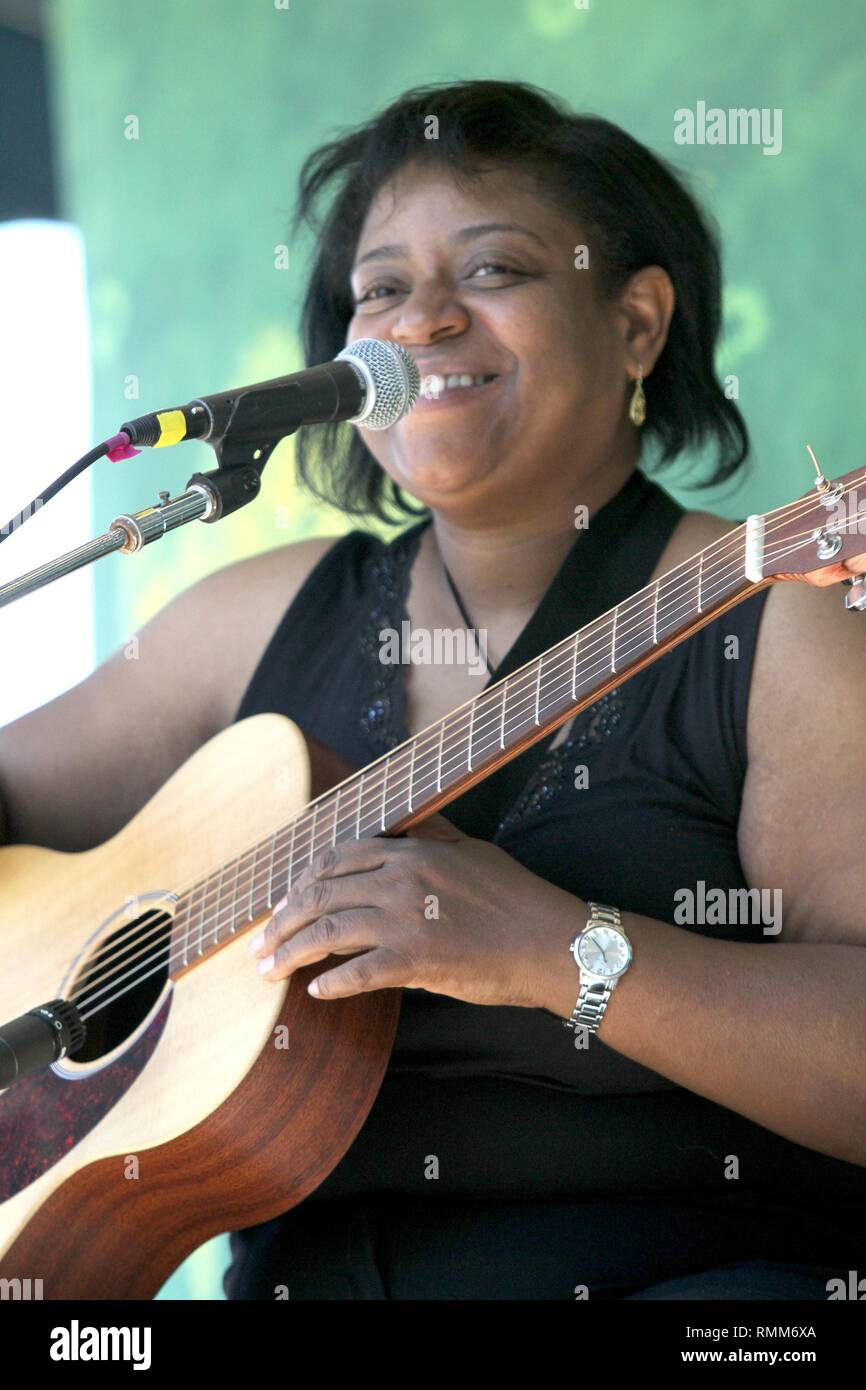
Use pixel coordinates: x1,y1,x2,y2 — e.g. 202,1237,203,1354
230,473,866,1266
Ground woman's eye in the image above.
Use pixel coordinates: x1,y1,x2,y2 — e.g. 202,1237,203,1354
469,262,515,278
355,284,397,306
354,262,524,307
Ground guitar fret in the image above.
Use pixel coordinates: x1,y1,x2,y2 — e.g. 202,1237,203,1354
611,607,618,672
267,831,276,909
229,857,240,936
478,690,495,763
287,819,297,894
571,633,579,697
436,723,444,792
181,882,195,967
249,843,257,922
345,778,360,843
309,803,318,864
652,580,659,645
381,760,389,831
356,772,364,839
211,864,224,956
399,748,413,821
197,876,207,958
658,579,670,643
534,659,542,725
499,680,507,747
697,551,704,613
408,740,416,812
573,631,588,695
332,787,340,846
467,702,475,771
176,894,187,969
461,710,473,775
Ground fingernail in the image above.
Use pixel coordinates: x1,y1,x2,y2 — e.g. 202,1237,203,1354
257,955,275,974
248,931,265,955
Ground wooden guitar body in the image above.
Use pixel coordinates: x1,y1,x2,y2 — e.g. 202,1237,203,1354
0,714,399,1299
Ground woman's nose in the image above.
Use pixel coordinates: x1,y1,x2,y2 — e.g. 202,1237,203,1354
391,281,471,345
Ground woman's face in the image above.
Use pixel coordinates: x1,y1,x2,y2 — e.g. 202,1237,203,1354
345,158,646,523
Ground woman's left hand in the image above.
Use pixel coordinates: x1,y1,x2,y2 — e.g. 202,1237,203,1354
248,814,581,1011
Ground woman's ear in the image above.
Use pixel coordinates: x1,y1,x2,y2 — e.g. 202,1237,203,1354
616,265,676,378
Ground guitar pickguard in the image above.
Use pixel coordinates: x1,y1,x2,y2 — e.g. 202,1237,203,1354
0,993,171,1202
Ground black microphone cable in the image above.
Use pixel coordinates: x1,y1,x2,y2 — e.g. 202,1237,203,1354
0,431,136,548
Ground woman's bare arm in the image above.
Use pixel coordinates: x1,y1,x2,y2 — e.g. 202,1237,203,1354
0,536,338,853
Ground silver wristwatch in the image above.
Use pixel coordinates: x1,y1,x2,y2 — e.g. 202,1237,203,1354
563,902,633,1035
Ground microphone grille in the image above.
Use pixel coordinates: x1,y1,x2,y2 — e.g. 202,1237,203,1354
336,338,420,430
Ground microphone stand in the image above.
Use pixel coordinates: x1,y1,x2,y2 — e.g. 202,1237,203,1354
0,434,282,1085
0,434,278,611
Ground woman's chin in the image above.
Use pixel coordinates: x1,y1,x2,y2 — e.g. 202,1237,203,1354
388,456,494,504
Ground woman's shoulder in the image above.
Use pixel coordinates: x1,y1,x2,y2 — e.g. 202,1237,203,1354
194,531,345,626
186,532,349,732
196,524,419,731
653,504,738,582
668,501,863,704
746,564,866,753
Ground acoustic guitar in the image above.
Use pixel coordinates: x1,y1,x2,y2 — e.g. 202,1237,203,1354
2,464,865,1299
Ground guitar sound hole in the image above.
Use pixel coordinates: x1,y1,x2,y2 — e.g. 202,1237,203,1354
67,909,174,1063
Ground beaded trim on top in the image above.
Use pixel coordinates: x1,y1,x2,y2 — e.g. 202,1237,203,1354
494,689,626,839
356,520,628,833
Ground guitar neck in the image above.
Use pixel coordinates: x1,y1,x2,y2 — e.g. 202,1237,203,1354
172,517,767,959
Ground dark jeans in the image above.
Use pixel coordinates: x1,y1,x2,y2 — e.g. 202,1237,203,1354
224,1195,850,1301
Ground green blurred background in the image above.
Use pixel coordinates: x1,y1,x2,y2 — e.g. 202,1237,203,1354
34,0,866,1296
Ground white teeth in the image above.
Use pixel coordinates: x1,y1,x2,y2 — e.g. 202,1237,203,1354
421,372,495,397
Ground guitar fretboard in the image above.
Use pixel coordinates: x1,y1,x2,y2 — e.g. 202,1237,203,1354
172,520,760,970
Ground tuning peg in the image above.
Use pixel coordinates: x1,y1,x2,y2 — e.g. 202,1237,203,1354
807,444,830,493
806,445,844,510
843,576,866,611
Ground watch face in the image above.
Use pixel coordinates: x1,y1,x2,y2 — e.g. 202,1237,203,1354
575,926,631,978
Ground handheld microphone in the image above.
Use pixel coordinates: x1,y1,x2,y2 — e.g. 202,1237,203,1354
118,338,420,450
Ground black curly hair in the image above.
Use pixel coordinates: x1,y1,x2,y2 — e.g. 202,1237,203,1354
292,78,749,523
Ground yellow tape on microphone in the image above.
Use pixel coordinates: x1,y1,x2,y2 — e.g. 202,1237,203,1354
152,410,187,447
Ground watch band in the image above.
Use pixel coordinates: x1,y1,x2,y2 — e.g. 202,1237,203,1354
563,902,623,1036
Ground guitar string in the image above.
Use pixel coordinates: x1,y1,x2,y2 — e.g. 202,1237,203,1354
70,503,866,1021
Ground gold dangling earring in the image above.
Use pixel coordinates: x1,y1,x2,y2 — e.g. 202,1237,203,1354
628,366,646,427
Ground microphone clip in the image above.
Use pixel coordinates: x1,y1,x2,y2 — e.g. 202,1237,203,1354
185,433,279,523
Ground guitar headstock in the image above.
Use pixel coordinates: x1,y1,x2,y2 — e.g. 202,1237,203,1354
760,458,866,607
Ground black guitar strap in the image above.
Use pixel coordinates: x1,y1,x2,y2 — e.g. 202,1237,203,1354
442,469,684,841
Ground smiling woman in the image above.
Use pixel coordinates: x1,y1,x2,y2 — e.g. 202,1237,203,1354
344,158,662,514
212,79,866,1301
293,80,748,524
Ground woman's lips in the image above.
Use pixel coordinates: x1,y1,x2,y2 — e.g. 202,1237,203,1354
411,373,502,412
